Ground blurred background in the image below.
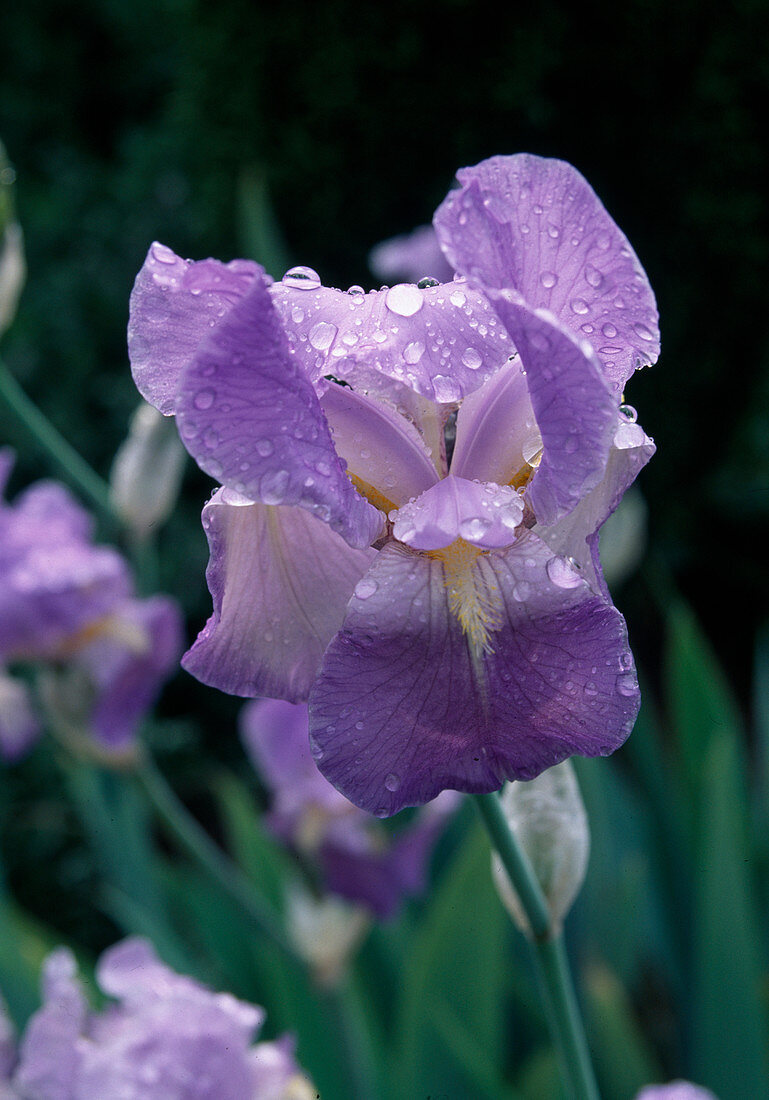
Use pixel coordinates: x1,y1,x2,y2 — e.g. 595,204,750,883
0,2,768,1097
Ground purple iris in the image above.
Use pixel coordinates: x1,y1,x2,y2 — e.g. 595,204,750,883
129,153,659,816
241,698,457,918
0,452,182,757
8,938,313,1098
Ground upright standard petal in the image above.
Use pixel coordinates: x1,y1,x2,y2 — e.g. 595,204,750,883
183,491,376,702
271,279,512,403
489,298,618,526
536,411,656,598
176,274,382,548
128,243,260,415
310,534,639,816
433,153,660,390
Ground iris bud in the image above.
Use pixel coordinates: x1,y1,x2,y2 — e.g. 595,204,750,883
492,761,590,936
110,402,186,539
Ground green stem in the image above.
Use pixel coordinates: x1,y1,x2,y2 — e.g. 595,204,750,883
136,753,296,960
323,975,378,1100
473,791,599,1100
0,355,115,526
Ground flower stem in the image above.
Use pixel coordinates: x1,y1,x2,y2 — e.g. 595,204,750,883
473,791,599,1100
0,355,115,526
136,752,296,960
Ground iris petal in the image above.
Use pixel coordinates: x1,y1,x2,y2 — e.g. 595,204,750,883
176,274,383,549
433,153,660,389
183,490,376,702
310,534,638,816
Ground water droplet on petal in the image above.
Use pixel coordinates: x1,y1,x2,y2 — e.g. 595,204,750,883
151,242,177,265
385,283,423,317
193,388,215,410
540,271,558,289
260,468,290,505
619,403,638,422
459,516,491,541
282,265,321,290
584,264,603,289
546,555,583,589
385,773,401,792
633,321,655,341
450,289,466,307
417,276,440,289
354,577,378,600
309,320,337,351
403,340,425,364
256,438,274,457
616,672,637,696
601,322,618,338
461,347,482,370
584,681,598,697
347,284,365,301
432,374,461,402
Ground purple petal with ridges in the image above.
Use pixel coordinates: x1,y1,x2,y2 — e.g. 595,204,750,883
537,413,655,598
433,154,660,390
177,274,382,548
128,243,260,415
183,491,376,702
450,359,539,484
310,535,638,816
392,475,524,550
270,279,512,402
487,296,617,526
320,382,439,509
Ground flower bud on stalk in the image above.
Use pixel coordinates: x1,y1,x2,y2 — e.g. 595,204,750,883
286,883,370,988
0,141,25,337
492,761,590,936
109,401,186,540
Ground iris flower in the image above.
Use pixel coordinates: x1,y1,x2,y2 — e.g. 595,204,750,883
0,452,182,757
129,154,659,816
241,698,457,918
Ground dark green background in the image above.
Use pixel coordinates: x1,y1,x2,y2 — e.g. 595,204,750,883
1,0,768,694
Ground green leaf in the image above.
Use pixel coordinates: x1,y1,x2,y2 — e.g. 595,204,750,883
392,817,518,1099
584,962,662,1100
691,731,769,1097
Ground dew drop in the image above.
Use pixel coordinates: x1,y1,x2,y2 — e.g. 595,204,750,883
432,374,461,403
202,428,219,449
601,322,618,338
540,271,558,289
260,468,290,505
584,681,598,697
459,516,491,541
616,672,637,696
596,232,611,250
546,555,583,589
309,320,337,351
461,347,482,370
450,289,466,307
193,388,215,410
580,323,594,334
151,242,177,265
354,577,378,600
282,265,321,290
385,283,424,317
291,305,305,324
633,321,655,341
385,773,401,792
619,403,638,422
584,264,603,289
347,284,365,300
571,298,589,315
403,340,425,364
417,276,440,289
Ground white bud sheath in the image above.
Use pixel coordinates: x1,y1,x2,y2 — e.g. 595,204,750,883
492,760,590,936
110,402,186,538
286,883,369,988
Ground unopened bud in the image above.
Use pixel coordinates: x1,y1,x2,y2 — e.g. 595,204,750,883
492,761,589,936
286,884,369,987
0,670,40,761
110,402,186,538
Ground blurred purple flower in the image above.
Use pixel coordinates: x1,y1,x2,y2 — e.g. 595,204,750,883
635,1083,718,1100
241,698,457,918
368,223,454,286
129,153,659,816
9,938,314,1099
0,454,182,758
